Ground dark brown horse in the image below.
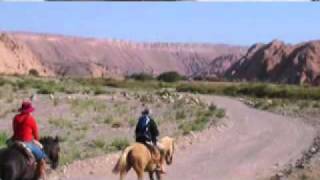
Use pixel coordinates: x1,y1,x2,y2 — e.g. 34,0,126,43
0,136,60,180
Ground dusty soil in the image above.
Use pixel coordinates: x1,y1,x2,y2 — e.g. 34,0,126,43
48,95,315,180
244,98,320,180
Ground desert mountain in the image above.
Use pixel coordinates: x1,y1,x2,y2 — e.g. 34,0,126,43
1,31,320,85
0,33,53,76
0,32,246,78
226,39,320,85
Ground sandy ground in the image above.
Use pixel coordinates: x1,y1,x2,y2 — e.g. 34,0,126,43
49,95,315,180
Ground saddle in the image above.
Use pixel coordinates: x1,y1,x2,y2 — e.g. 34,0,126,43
142,142,161,162
141,142,166,173
9,141,36,166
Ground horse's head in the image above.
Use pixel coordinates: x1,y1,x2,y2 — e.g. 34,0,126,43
40,136,60,169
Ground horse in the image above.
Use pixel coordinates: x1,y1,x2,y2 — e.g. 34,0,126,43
0,136,60,180
113,136,175,180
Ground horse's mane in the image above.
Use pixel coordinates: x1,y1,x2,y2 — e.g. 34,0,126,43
40,136,59,145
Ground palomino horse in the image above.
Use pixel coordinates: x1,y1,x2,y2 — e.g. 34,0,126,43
113,136,175,180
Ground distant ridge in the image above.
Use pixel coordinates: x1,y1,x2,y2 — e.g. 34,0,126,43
0,31,246,78
1,31,320,85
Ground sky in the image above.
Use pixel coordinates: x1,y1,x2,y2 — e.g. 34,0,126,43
0,3,319,45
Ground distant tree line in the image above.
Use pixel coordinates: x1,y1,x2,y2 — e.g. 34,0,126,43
127,71,186,82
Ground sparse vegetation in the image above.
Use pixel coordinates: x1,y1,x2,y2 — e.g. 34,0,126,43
0,75,229,166
2,75,320,101
59,144,82,165
91,137,129,153
177,82,320,100
178,105,225,135
108,138,130,151
216,109,226,118
103,117,113,124
53,98,60,106
48,117,73,129
92,138,107,150
111,119,123,128
128,118,136,127
175,110,186,120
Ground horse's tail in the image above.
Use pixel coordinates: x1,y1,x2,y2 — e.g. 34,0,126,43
112,145,134,174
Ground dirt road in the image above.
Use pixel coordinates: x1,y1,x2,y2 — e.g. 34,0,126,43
49,95,315,180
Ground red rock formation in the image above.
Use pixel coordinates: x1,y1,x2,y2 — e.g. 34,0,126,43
226,40,320,85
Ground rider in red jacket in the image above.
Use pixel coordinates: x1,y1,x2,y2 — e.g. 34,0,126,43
12,101,47,180
13,111,39,142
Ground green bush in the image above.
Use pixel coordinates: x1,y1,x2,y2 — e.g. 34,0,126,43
178,107,225,135
0,132,8,147
29,69,40,77
157,71,185,82
179,116,210,135
37,86,55,94
179,123,193,135
0,78,12,87
93,86,108,95
108,138,130,151
15,78,64,93
128,73,155,81
209,104,217,111
216,109,226,118
103,117,113,124
92,138,107,150
175,110,186,120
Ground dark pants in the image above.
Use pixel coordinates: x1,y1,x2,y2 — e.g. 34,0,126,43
136,137,158,153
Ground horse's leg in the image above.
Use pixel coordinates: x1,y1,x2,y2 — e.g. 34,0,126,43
148,171,154,180
120,171,126,180
155,171,162,180
1,164,15,180
119,163,132,180
137,170,144,180
133,165,144,180
132,158,145,180
2,171,13,180
132,167,144,180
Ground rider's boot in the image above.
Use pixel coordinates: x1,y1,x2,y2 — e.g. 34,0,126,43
36,159,47,180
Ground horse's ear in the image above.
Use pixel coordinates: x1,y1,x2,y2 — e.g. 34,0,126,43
55,136,60,142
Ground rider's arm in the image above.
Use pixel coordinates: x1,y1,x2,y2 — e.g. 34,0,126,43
150,119,159,138
29,116,40,141
135,117,141,137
